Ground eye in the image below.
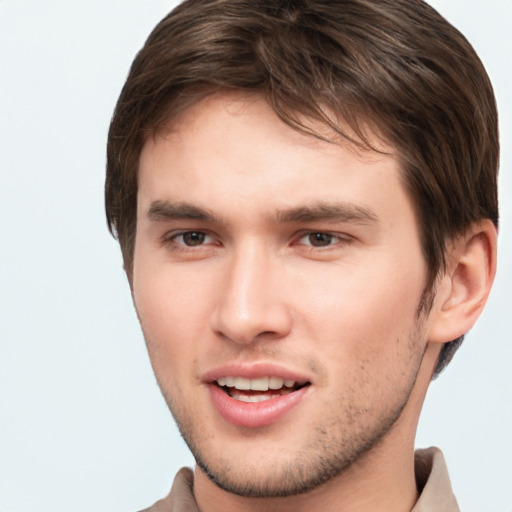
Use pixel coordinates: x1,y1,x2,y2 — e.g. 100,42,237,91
171,231,213,247
297,232,346,248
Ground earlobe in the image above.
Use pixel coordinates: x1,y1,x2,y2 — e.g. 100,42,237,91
428,219,497,344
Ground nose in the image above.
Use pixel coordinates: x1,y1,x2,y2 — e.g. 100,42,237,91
210,243,293,345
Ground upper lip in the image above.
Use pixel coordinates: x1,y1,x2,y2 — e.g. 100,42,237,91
201,362,312,385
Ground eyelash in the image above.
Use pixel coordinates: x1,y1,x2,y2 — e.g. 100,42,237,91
163,230,351,251
164,230,217,249
295,232,348,248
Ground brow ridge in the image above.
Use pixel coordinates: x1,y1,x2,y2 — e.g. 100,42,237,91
146,199,379,226
147,200,218,222
273,202,379,225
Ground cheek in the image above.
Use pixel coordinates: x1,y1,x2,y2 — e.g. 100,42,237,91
132,260,212,381
134,249,213,328
295,258,425,364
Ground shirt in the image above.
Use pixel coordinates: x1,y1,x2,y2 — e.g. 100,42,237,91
140,447,460,512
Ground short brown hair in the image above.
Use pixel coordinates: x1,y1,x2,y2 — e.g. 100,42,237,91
105,0,499,376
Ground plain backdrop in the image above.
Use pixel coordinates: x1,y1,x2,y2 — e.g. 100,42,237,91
0,1,511,511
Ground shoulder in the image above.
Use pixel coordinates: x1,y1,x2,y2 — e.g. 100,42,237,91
138,467,197,512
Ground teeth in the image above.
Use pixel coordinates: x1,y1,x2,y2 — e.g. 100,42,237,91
224,376,236,387
251,377,269,391
216,376,296,391
231,392,282,403
234,377,251,390
269,376,284,389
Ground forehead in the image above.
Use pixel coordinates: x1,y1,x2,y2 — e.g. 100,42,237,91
137,92,412,228
154,91,391,160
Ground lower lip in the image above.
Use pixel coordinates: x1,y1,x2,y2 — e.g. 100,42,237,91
208,384,309,428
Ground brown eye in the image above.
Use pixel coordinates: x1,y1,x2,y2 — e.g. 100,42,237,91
307,233,335,247
177,231,207,246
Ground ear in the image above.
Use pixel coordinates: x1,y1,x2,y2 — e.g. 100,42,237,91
428,219,497,343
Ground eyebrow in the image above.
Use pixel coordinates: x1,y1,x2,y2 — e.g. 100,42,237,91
147,200,219,223
146,200,379,226
273,202,379,225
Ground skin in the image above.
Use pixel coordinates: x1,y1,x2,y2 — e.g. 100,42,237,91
132,92,491,512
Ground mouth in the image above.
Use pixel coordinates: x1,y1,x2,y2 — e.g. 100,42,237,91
204,365,312,427
214,376,310,403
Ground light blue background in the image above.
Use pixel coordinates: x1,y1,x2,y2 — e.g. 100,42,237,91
1,1,511,511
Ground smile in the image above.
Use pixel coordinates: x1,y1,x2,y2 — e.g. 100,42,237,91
208,373,310,426
215,376,305,402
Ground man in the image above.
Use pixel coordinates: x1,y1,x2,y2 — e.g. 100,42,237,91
105,0,498,510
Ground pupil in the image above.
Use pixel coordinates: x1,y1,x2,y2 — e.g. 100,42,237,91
183,232,205,246
309,233,332,247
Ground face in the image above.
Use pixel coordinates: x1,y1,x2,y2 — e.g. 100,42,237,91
133,93,431,497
